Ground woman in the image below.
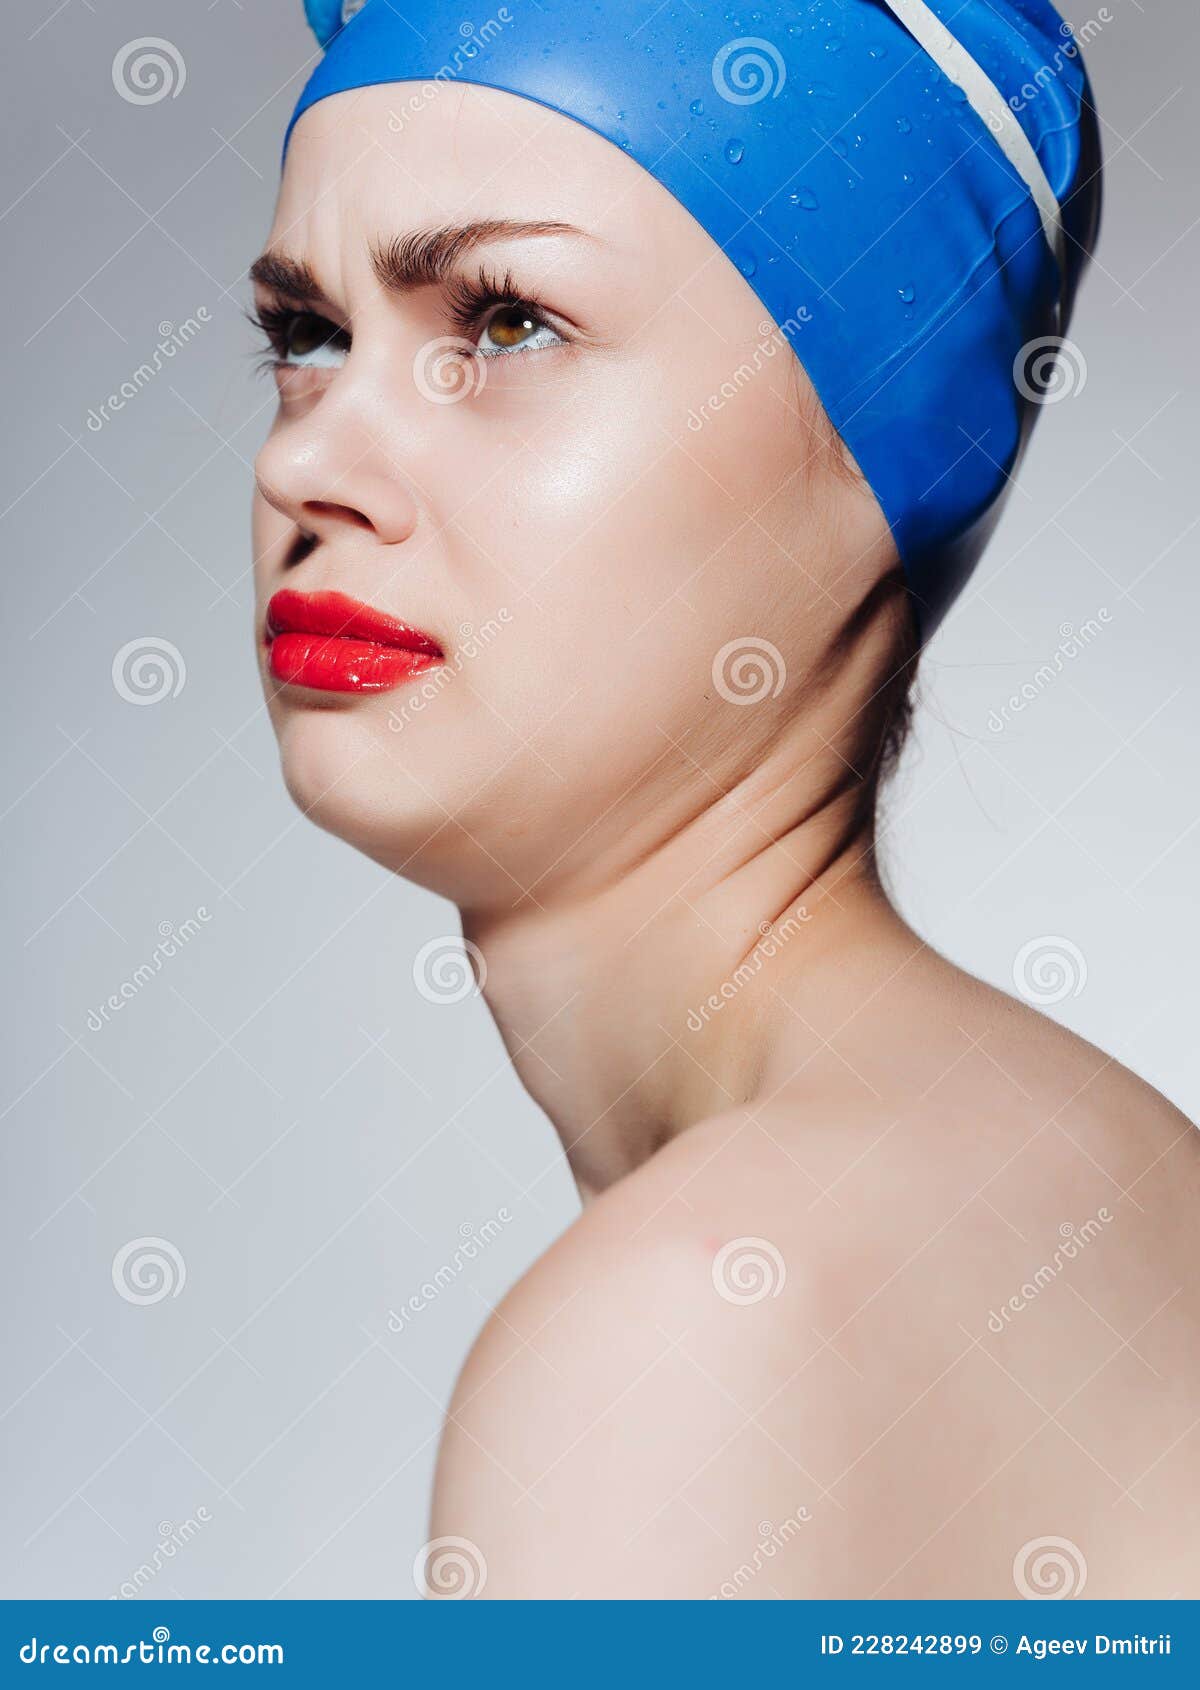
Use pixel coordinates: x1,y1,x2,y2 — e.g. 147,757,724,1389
251,0,1199,1597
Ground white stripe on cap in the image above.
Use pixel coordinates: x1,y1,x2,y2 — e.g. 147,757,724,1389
878,0,1066,277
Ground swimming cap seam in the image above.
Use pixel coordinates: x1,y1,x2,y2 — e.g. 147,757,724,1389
828,197,1040,419
876,0,1065,281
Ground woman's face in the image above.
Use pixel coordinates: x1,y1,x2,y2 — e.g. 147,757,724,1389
252,83,892,907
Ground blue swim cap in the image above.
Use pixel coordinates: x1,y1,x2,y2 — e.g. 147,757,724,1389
286,0,1101,635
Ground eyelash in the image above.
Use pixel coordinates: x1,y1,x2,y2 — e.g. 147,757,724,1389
247,303,313,372
247,265,560,370
446,264,549,340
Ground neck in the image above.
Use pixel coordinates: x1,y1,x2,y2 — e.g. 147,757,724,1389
461,740,914,1201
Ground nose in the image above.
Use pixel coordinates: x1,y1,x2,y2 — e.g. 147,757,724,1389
254,400,421,551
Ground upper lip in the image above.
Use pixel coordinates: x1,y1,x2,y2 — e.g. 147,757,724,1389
265,589,443,656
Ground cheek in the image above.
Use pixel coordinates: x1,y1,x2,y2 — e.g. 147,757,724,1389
435,395,810,789
447,361,794,630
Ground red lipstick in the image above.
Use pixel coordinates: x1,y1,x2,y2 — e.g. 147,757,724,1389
265,590,443,693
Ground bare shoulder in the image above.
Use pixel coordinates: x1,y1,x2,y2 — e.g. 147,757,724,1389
429,1113,878,1598
431,986,1200,1598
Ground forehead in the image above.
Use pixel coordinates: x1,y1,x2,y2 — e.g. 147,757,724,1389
273,81,663,253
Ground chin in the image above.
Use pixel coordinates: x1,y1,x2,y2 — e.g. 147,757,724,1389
271,702,449,872
269,694,530,900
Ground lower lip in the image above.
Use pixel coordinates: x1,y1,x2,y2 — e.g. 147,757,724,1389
268,634,441,693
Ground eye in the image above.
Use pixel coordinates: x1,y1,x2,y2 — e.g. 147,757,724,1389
279,310,350,368
474,302,563,359
253,304,350,369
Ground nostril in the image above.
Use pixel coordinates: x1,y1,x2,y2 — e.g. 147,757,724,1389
303,500,373,530
284,530,318,570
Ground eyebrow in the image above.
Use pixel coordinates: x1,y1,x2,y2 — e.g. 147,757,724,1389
248,219,586,306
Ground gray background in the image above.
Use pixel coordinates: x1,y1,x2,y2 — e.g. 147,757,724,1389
1,0,1195,1598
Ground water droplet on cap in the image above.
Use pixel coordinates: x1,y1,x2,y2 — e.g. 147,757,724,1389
898,283,916,304
790,187,820,210
896,115,912,134
725,138,746,164
689,97,704,116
